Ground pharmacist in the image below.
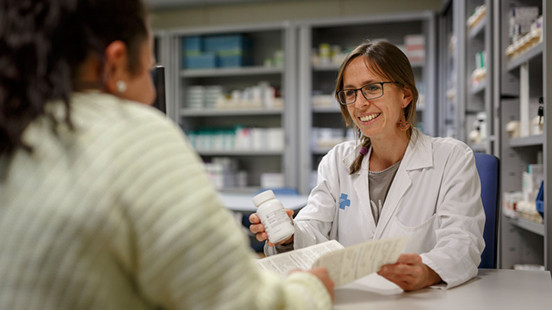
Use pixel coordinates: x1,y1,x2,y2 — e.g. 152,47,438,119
250,40,485,291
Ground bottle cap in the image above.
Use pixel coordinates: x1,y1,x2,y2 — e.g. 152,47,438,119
252,190,275,207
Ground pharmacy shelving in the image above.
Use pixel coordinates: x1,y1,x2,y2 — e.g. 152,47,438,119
438,0,495,155
296,11,437,195
438,0,462,140
465,0,494,154
496,0,551,270
168,22,298,191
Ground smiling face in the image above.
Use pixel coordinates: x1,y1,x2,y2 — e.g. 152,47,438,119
342,55,412,142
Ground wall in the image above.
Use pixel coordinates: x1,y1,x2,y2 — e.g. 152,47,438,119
150,0,443,30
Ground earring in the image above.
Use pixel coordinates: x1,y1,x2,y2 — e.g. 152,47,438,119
358,128,362,138
398,119,411,131
116,80,127,93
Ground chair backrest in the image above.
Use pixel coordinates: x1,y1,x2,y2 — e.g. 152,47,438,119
474,152,499,268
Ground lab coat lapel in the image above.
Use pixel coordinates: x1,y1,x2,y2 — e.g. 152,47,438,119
374,130,433,238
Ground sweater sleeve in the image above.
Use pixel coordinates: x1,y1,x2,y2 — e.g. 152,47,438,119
108,109,332,309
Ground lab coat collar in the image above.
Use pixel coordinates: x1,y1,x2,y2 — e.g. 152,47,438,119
402,129,433,170
342,129,433,173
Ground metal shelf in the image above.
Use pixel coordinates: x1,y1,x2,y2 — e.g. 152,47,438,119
180,66,283,78
313,64,340,71
470,81,486,95
180,107,283,117
468,15,486,39
509,135,544,148
312,106,341,113
507,217,545,236
506,41,543,71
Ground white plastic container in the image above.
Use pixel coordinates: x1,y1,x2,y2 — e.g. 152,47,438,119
252,190,294,243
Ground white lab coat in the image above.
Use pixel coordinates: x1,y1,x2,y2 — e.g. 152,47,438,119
293,129,485,288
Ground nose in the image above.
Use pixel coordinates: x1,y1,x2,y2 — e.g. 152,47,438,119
353,89,370,108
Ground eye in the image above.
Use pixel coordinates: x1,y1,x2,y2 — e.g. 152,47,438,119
364,84,381,92
343,89,356,97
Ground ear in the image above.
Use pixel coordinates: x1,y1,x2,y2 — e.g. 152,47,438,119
103,41,129,94
401,86,413,108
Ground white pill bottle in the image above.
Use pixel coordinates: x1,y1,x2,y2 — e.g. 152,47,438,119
252,190,294,244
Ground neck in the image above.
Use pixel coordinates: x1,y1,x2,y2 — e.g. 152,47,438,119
73,54,105,92
368,131,410,171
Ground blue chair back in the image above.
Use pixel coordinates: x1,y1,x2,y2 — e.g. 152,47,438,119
474,153,499,268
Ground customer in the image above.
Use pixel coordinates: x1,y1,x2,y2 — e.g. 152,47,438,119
0,0,333,309
250,40,485,291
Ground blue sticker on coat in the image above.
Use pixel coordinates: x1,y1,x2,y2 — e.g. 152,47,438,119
339,193,351,210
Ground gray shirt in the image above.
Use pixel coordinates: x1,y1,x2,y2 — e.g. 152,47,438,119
369,160,401,224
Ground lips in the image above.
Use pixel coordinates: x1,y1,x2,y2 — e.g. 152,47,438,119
359,113,381,122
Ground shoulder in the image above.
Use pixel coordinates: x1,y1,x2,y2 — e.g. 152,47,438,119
325,140,358,163
429,135,473,158
413,131,474,170
66,92,188,156
70,92,178,135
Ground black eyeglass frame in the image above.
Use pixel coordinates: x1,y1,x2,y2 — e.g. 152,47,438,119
336,81,397,106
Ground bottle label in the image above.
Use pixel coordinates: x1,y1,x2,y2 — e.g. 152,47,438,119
262,208,293,242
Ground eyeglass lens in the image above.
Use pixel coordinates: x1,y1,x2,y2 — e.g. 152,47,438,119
338,83,383,105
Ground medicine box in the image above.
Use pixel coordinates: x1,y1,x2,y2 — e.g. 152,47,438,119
185,53,217,69
204,34,252,67
183,36,203,56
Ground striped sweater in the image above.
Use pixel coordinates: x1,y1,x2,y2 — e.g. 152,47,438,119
0,92,331,309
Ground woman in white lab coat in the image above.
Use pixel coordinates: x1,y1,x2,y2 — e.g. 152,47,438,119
250,40,485,291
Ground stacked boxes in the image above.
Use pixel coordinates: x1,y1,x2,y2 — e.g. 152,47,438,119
509,7,539,43
183,36,217,69
404,34,425,65
183,34,252,69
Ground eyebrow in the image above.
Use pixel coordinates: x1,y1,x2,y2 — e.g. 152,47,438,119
343,80,378,89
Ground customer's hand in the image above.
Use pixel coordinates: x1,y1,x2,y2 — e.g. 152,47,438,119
290,267,335,301
377,253,442,291
249,209,294,246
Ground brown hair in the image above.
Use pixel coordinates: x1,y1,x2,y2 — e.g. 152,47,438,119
334,40,419,174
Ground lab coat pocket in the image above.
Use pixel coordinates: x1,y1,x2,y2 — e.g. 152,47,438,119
388,214,438,254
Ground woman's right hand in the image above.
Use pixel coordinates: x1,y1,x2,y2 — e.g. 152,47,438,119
249,209,294,246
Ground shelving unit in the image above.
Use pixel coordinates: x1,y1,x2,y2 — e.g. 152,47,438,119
496,0,550,269
438,0,463,140
168,22,298,191
439,0,495,155
296,11,437,195
466,0,495,154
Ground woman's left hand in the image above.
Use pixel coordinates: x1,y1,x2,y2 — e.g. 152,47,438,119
377,253,442,291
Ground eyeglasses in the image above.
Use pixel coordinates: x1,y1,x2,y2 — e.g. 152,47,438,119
336,82,396,105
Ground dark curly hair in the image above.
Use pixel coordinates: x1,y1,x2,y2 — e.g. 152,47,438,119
0,0,149,157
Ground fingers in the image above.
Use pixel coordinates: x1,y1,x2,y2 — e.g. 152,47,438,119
249,212,294,246
285,208,294,219
249,222,264,234
248,213,267,243
377,254,429,291
396,253,423,264
249,213,261,224
307,267,335,301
